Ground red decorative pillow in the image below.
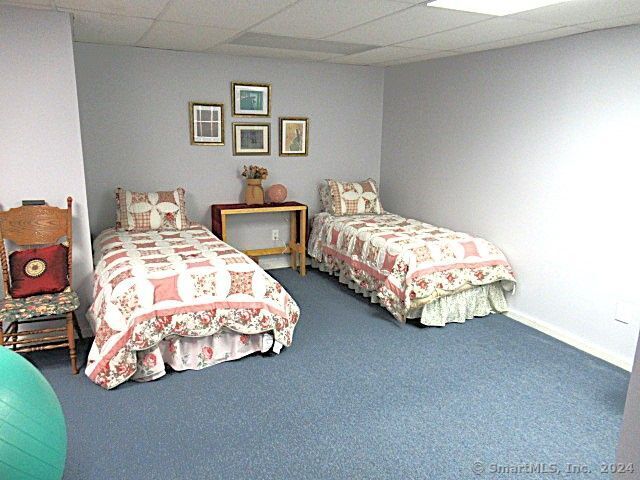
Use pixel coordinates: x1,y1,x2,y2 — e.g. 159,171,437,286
9,245,69,298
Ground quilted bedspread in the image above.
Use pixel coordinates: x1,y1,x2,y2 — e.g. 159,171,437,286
308,213,515,321
86,225,300,389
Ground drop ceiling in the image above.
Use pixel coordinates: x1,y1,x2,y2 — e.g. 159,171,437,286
2,0,640,66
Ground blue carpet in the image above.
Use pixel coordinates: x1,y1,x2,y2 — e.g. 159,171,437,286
31,269,628,479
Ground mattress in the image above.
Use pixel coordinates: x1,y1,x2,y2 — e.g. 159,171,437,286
86,225,300,389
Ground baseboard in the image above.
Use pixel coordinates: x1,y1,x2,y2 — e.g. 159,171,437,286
258,255,309,271
505,309,632,371
258,255,292,270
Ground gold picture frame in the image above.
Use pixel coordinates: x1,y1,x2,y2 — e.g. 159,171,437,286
279,117,308,156
189,102,224,146
231,82,271,117
232,123,271,156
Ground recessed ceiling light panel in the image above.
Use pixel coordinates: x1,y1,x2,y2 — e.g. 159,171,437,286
229,33,375,55
426,0,573,16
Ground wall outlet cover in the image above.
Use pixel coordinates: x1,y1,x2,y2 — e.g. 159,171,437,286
615,301,640,327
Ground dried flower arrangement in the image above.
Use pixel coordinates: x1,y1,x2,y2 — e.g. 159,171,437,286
241,164,268,180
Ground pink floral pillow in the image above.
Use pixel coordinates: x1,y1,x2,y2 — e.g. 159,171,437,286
318,180,333,212
325,178,383,216
115,187,190,231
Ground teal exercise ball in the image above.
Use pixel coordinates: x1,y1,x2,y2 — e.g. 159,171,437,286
0,347,67,480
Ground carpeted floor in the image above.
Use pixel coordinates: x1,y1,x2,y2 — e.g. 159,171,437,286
32,269,629,479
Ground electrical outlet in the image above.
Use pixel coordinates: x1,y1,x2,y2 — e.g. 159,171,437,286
271,229,279,241
615,301,640,328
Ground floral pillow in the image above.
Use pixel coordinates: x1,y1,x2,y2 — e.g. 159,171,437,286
115,187,190,231
325,178,383,216
318,180,333,212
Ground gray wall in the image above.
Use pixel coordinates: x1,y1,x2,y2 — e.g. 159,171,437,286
0,6,93,333
617,332,640,477
381,26,640,366
74,43,384,264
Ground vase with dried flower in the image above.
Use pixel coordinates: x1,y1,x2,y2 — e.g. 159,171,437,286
241,164,268,205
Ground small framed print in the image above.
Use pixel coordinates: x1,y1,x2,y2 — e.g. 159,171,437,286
232,82,271,117
233,123,270,155
190,102,224,145
279,117,308,156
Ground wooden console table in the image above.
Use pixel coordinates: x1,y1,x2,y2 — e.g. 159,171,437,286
211,202,308,276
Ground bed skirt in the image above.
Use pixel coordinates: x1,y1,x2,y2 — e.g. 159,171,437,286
312,259,508,326
131,329,279,383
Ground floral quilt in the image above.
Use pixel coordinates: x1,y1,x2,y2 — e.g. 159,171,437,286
308,213,515,321
86,225,300,389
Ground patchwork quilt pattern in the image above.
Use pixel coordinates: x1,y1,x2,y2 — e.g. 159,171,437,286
86,225,300,389
115,187,189,231
326,178,383,215
309,213,515,321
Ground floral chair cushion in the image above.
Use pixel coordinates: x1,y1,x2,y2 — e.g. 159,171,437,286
0,291,79,323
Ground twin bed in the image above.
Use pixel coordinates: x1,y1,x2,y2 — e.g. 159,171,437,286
310,178,516,326
85,182,515,389
85,189,299,389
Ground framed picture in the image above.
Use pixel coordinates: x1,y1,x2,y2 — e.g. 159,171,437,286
232,82,271,117
233,123,270,155
279,117,308,156
189,102,224,145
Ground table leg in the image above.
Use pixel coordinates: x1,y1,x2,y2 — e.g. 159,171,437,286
221,213,227,242
290,211,297,271
299,208,306,276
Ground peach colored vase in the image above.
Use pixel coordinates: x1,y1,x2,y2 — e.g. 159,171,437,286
245,179,264,205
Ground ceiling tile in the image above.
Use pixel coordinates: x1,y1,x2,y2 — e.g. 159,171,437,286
208,43,335,61
454,26,586,53
251,0,409,39
510,0,640,26
327,4,491,45
374,50,460,66
9,0,638,64
575,12,640,30
398,17,555,50
72,11,153,44
160,0,296,30
328,46,433,65
137,21,239,52
55,0,169,18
